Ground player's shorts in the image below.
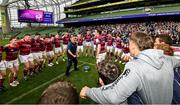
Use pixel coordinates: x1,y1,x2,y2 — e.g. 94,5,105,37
55,47,62,53
96,52,107,64
77,46,83,52
6,59,19,69
32,52,41,60
47,51,54,57
19,53,34,63
63,45,67,50
38,52,43,60
0,61,6,71
115,48,122,54
107,46,113,52
42,51,46,57
86,42,92,47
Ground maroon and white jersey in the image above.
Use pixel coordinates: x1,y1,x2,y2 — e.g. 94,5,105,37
18,40,31,55
101,34,107,42
97,35,106,54
63,36,70,45
0,46,4,62
116,38,122,49
54,37,61,48
4,45,19,61
46,40,53,52
85,34,92,42
77,37,83,46
107,37,114,46
39,40,46,52
31,39,40,53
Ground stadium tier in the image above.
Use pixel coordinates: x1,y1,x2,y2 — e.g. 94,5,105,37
57,4,180,24
0,0,180,104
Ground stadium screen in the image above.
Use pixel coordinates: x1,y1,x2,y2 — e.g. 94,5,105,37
18,9,54,23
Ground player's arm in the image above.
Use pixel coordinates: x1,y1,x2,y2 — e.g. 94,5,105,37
167,55,180,68
80,62,141,104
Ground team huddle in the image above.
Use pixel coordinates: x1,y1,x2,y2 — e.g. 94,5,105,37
0,30,131,90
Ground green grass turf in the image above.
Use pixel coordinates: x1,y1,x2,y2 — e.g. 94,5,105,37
0,56,98,104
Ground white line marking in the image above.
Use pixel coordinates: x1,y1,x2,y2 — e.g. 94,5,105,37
6,63,85,104
79,60,96,66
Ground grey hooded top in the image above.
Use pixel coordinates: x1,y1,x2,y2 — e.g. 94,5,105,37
87,49,180,104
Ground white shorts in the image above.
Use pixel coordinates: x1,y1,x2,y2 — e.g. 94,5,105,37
42,51,47,57
6,59,19,69
77,46,83,52
86,42,92,47
32,52,41,60
19,54,34,63
47,51,54,57
39,52,43,59
96,53,107,64
63,45,67,50
107,46,113,52
115,48,122,54
55,47,62,53
0,61,6,70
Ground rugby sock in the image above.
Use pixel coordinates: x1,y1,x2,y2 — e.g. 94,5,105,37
94,51,96,57
49,59,53,64
0,79,4,88
10,77,14,83
13,76,17,81
23,70,28,76
90,49,93,56
86,49,88,56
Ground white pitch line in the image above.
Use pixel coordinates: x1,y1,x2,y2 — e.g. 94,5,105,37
79,60,96,66
6,63,85,104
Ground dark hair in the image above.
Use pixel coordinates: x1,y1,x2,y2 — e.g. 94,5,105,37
158,34,172,45
98,60,121,85
129,32,154,51
38,81,79,104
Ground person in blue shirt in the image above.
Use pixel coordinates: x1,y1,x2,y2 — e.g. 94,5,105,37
66,35,78,77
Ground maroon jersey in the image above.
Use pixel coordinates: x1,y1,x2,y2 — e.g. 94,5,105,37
116,38,122,49
46,40,53,51
54,37,61,48
39,40,46,51
97,36,106,53
78,37,83,46
101,34,107,42
4,45,19,61
123,45,129,53
31,39,40,53
107,37,114,46
0,46,3,62
85,34,92,42
63,36,70,45
18,41,31,55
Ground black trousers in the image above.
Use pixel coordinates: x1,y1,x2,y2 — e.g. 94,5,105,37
66,57,78,76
